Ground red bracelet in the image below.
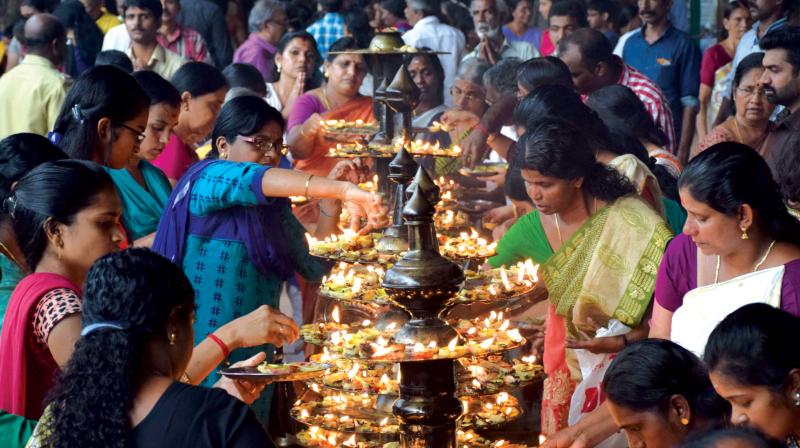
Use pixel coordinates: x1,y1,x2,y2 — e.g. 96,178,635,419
473,123,491,136
208,333,230,358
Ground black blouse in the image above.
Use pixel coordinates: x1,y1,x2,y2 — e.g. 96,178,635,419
127,382,273,448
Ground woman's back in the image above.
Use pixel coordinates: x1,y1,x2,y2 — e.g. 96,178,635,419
126,382,270,448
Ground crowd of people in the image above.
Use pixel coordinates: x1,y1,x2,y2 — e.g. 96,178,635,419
0,0,799,447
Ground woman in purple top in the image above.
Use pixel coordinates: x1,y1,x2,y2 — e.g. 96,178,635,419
503,0,542,51
650,142,800,356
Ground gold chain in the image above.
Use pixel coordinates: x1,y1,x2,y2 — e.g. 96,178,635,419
733,118,745,144
714,239,776,284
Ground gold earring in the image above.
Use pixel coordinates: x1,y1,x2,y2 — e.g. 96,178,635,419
169,332,176,345
680,417,689,426
741,226,749,240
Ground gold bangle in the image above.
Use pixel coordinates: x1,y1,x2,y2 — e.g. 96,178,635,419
304,174,314,198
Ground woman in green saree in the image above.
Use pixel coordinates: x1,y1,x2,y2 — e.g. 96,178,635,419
489,119,673,436
108,71,180,247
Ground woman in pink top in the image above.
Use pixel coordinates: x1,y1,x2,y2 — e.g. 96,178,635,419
153,62,228,185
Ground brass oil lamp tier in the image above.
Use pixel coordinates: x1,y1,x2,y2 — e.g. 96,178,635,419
382,175,466,448
376,146,417,253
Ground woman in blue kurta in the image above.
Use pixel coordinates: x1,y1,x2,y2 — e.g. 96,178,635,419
108,71,181,246
153,96,386,421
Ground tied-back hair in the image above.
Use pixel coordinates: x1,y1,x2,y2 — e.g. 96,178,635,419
521,119,636,203
222,63,268,97
273,30,320,85
42,248,196,448
718,1,749,40
513,85,611,152
680,427,787,448
516,56,574,93
9,160,115,271
679,142,800,247
585,84,678,199
730,52,765,113
483,58,523,97
51,65,149,162
170,62,228,97
325,36,361,63
53,0,104,69
705,303,800,395
0,134,66,213
132,71,181,108
603,339,730,422
209,96,285,158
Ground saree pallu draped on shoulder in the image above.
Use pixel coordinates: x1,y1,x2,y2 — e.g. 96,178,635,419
292,96,374,229
540,196,673,434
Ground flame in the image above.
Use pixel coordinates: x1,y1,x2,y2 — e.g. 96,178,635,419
499,320,510,331
472,378,481,389
300,409,310,419
380,417,389,426
343,435,356,447
497,392,510,404
507,329,523,342
539,435,547,445
413,342,425,353
362,319,371,326
352,277,362,294
500,267,512,291
380,373,390,385
347,362,360,378
428,340,438,349
480,337,495,349
448,338,458,351
331,306,340,324
488,284,497,295
522,355,537,363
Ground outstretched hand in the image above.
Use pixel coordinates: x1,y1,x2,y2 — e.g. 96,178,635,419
213,352,268,404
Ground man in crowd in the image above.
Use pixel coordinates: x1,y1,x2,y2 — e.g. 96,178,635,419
177,0,232,67
403,0,465,105
760,27,800,168
462,0,537,64
157,0,209,63
622,0,700,163
548,0,588,55
0,13,68,138
80,0,121,34
306,0,346,59
586,0,619,47
715,0,791,125
233,0,287,82
559,28,676,152
124,0,186,79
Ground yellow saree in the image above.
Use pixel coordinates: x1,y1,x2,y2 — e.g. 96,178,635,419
540,196,672,434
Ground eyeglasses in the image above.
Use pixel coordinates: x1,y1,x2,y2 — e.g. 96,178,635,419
238,136,288,156
118,124,146,143
450,86,486,103
735,87,768,98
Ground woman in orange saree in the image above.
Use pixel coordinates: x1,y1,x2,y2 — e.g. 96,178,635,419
286,37,373,229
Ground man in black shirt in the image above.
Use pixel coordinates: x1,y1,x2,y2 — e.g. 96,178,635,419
178,0,233,68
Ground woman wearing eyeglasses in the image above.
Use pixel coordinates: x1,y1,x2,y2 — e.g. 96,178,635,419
152,95,386,421
106,72,180,248
50,65,150,170
695,52,774,156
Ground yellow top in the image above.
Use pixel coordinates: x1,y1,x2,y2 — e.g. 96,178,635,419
95,10,122,35
0,55,69,139
126,44,187,80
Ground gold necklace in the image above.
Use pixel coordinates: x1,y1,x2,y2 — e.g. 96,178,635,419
714,239,777,284
553,197,598,246
0,241,24,269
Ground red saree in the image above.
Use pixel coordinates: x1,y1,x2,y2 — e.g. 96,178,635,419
0,273,82,420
